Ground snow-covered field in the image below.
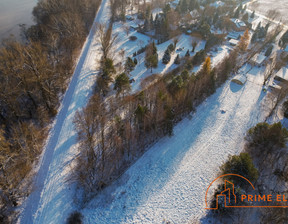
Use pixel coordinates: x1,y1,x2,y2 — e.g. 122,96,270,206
247,0,288,24
82,66,271,223
19,0,111,223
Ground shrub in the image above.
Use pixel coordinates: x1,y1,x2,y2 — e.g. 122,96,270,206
220,153,258,188
162,49,171,64
129,36,137,41
174,54,181,64
246,122,288,154
283,100,288,118
167,43,175,53
192,50,206,65
67,211,83,224
265,45,273,57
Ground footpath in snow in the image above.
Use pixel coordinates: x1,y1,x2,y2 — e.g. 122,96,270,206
82,65,271,223
19,0,110,223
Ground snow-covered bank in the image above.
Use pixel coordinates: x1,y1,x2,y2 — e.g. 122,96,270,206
82,66,271,223
18,0,110,223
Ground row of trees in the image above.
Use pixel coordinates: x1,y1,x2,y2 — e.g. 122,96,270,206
74,43,239,201
0,0,101,222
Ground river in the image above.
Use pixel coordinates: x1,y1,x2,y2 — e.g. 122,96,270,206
0,0,38,41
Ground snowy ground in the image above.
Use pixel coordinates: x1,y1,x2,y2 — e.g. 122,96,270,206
82,66,272,223
18,0,111,223
113,18,231,92
247,0,288,24
18,0,277,223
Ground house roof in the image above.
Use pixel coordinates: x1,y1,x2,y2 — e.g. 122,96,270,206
227,32,241,40
251,53,266,65
230,18,246,28
232,74,247,85
275,67,288,81
229,39,239,46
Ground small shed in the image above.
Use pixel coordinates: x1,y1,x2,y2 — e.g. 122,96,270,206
232,74,247,85
250,53,266,67
275,67,288,82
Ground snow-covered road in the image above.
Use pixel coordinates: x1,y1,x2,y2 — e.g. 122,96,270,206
82,66,271,223
19,0,110,223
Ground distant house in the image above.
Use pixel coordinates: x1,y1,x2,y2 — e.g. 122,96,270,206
230,18,247,31
210,1,225,8
227,31,241,40
249,53,267,67
275,67,288,82
229,39,239,46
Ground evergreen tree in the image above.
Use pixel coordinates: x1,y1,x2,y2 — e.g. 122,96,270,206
234,6,240,18
145,42,158,72
162,49,171,64
185,50,190,57
167,43,175,52
164,106,174,136
150,14,154,29
174,54,181,64
125,57,136,74
242,13,249,22
251,10,255,18
144,19,149,32
97,58,115,96
114,73,131,96
134,57,138,65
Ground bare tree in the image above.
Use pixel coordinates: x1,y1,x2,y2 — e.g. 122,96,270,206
96,23,118,60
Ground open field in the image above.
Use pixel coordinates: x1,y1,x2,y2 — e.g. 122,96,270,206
247,0,288,24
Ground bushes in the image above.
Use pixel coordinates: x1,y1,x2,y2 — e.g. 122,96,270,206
265,45,273,57
67,211,83,224
162,49,171,64
220,153,258,188
205,34,224,51
283,100,288,118
192,50,206,65
162,44,175,64
246,122,288,156
129,36,137,41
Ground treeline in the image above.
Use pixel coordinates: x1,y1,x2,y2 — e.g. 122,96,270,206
0,0,101,222
74,41,238,200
